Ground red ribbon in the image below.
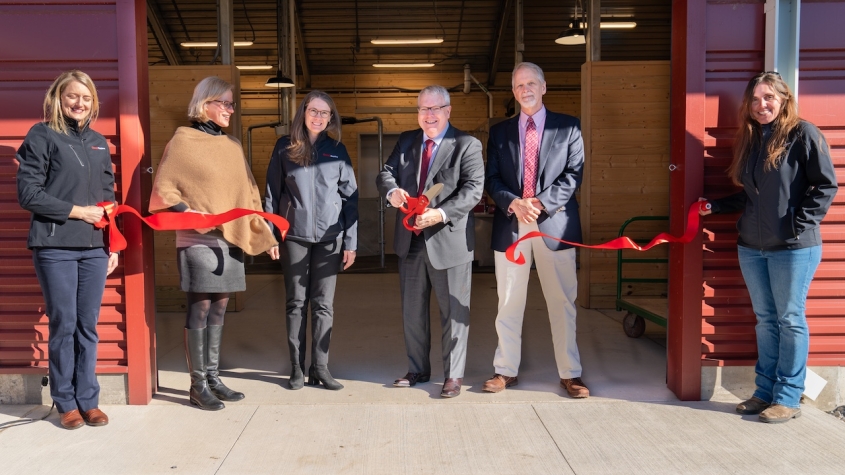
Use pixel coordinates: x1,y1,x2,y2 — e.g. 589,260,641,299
94,202,289,253
399,195,431,232
506,201,706,264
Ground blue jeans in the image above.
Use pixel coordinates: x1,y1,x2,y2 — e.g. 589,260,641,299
32,248,109,414
737,245,821,408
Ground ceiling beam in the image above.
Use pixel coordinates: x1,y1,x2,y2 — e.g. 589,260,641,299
294,2,311,88
146,0,181,65
487,0,512,87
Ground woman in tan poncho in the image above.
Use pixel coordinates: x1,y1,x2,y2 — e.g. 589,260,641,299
150,76,277,411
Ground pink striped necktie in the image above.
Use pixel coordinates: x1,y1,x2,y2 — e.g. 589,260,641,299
523,117,538,198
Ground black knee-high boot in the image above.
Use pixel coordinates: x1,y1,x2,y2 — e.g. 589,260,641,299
206,325,245,401
185,328,225,410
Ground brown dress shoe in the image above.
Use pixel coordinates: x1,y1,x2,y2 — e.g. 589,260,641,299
759,404,801,423
560,377,590,398
482,374,518,393
81,408,109,426
60,409,85,430
393,372,431,387
736,396,770,415
440,378,463,398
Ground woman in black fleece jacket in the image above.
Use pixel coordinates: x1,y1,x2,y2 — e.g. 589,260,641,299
701,72,837,423
16,70,117,430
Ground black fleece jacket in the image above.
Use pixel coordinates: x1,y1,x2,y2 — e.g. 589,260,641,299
16,120,115,249
711,121,837,250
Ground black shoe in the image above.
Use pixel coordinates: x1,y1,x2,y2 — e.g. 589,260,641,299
185,328,225,411
393,372,431,387
206,325,245,401
308,365,344,390
289,364,305,390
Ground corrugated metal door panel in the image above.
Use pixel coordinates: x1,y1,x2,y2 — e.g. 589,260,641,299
698,1,845,366
802,0,845,367
0,2,128,374
698,0,764,364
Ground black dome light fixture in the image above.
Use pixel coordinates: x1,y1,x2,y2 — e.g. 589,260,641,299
556,0,587,45
266,0,295,88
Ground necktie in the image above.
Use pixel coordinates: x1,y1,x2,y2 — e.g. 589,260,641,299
523,117,538,198
417,139,435,198
415,139,435,235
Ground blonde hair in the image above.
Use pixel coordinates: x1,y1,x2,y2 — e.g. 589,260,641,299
43,70,99,134
188,76,233,122
728,71,801,186
287,90,342,166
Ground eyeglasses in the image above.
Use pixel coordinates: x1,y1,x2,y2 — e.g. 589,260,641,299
210,100,236,110
418,105,449,114
307,108,332,118
760,71,782,78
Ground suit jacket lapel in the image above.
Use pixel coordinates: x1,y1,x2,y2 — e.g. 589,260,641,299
507,118,521,185
538,112,559,181
424,127,455,191
410,131,424,191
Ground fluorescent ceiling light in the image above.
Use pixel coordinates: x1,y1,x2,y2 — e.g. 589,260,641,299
181,41,254,48
371,38,444,45
600,22,637,29
236,65,273,70
564,21,638,30
372,63,435,68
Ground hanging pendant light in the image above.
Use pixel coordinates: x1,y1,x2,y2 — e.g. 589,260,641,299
265,71,295,88
555,24,586,45
265,0,295,88
556,0,587,45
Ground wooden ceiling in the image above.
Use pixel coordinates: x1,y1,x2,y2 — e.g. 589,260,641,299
147,0,671,85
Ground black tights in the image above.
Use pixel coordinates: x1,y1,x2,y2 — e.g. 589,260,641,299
185,292,230,329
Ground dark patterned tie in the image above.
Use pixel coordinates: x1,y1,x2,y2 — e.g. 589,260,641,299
415,139,435,235
417,139,435,197
523,117,538,198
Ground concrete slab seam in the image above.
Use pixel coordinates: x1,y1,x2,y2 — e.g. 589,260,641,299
532,403,576,474
215,405,260,474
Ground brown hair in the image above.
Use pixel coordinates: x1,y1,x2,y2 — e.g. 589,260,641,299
727,71,800,186
287,90,342,166
43,70,100,134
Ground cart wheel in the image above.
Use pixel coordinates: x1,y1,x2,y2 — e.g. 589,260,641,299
623,312,646,338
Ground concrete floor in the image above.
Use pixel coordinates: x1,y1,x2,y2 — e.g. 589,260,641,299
2,272,845,474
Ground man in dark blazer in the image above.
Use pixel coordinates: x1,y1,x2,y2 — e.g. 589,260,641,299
376,85,484,398
482,62,589,398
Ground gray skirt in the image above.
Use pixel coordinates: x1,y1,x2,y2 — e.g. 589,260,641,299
176,229,245,293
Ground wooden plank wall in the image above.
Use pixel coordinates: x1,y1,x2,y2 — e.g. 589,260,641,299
579,61,671,309
148,65,242,312
240,72,581,196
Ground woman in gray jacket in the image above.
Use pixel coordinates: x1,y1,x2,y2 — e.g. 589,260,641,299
265,90,358,390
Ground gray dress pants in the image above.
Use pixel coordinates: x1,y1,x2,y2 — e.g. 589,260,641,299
399,234,471,379
280,237,343,368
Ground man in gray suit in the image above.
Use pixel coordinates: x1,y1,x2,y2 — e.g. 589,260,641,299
483,62,589,398
376,85,484,398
